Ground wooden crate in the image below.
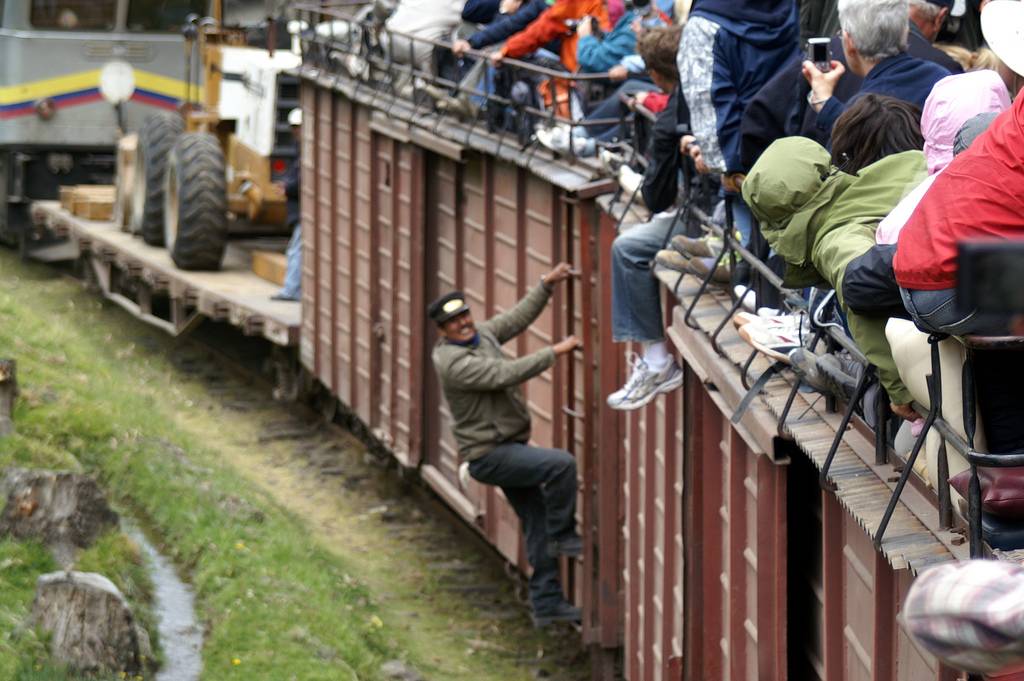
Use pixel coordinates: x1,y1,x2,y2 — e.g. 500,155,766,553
70,185,116,221
252,250,287,286
59,185,77,211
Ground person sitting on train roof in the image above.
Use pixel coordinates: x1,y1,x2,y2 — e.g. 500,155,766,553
676,0,800,249
740,95,929,419
802,0,951,139
487,0,611,72
535,24,684,155
428,263,585,627
598,26,699,412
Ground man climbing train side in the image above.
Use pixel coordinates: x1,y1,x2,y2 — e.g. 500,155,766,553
429,262,584,627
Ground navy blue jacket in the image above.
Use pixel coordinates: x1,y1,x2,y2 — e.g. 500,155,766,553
466,0,547,50
815,53,951,133
678,2,800,174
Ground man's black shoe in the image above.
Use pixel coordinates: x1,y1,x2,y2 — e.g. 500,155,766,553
547,534,583,558
531,601,582,628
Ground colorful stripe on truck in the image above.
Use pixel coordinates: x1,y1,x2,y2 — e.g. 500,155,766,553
0,69,188,119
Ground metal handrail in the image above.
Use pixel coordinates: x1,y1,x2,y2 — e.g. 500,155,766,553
293,1,641,159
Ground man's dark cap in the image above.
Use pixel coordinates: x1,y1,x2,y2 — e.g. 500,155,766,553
428,291,471,325
924,0,953,8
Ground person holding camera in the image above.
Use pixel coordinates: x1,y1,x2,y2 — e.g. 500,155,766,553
802,0,950,137
429,263,584,627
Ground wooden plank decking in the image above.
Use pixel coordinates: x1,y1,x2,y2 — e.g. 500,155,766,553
30,201,300,347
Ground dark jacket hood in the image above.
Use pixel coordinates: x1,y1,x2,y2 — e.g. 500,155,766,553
691,0,797,33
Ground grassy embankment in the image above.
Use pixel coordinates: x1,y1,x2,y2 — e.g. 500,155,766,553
0,252,393,679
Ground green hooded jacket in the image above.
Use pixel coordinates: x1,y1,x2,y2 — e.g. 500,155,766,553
741,137,927,405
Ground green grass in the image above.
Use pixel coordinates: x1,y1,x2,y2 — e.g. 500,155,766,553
0,254,394,679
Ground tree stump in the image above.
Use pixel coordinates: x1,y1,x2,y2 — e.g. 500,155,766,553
31,571,153,675
0,469,119,564
0,359,15,436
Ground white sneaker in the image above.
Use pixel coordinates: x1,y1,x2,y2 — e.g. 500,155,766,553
535,124,572,153
607,355,683,411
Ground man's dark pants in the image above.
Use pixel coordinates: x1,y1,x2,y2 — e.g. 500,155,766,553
468,442,577,613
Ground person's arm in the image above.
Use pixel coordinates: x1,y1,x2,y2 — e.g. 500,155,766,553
443,347,557,391
502,9,566,60
677,16,728,173
641,90,684,213
468,0,546,49
478,283,553,344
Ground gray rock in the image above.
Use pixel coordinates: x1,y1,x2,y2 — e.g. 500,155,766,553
380,659,424,681
31,570,153,675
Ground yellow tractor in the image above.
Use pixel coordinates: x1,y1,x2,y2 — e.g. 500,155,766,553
129,0,300,270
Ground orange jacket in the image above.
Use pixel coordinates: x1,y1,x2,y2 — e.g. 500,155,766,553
501,0,610,72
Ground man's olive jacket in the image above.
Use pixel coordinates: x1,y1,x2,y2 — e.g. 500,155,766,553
432,283,555,462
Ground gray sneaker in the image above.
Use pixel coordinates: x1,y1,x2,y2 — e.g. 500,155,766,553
788,348,858,399
607,356,683,411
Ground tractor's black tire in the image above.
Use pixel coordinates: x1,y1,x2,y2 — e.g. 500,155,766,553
133,112,183,244
164,133,228,271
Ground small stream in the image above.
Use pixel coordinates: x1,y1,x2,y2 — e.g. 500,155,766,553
124,525,203,681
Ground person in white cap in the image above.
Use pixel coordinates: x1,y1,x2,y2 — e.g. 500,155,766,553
274,108,303,301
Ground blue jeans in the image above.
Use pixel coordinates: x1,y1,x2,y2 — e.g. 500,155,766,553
468,442,577,612
899,286,1008,336
278,224,302,300
611,211,684,343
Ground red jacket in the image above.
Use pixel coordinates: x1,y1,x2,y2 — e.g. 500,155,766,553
894,93,1024,290
501,0,610,72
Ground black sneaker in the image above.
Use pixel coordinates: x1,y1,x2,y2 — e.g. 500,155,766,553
547,534,583,558
531,601,582,628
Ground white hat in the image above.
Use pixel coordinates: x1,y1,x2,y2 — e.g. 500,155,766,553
288,107,302,127
982,0,1024,77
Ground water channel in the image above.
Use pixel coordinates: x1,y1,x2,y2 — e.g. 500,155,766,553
124,525,203,681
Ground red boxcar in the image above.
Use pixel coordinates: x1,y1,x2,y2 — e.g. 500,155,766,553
298,69,973,681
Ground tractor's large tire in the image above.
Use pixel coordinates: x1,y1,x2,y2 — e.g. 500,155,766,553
163,133,228,271
131,113,183,243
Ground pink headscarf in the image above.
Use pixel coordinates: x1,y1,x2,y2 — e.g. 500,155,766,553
921,70,1011,175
